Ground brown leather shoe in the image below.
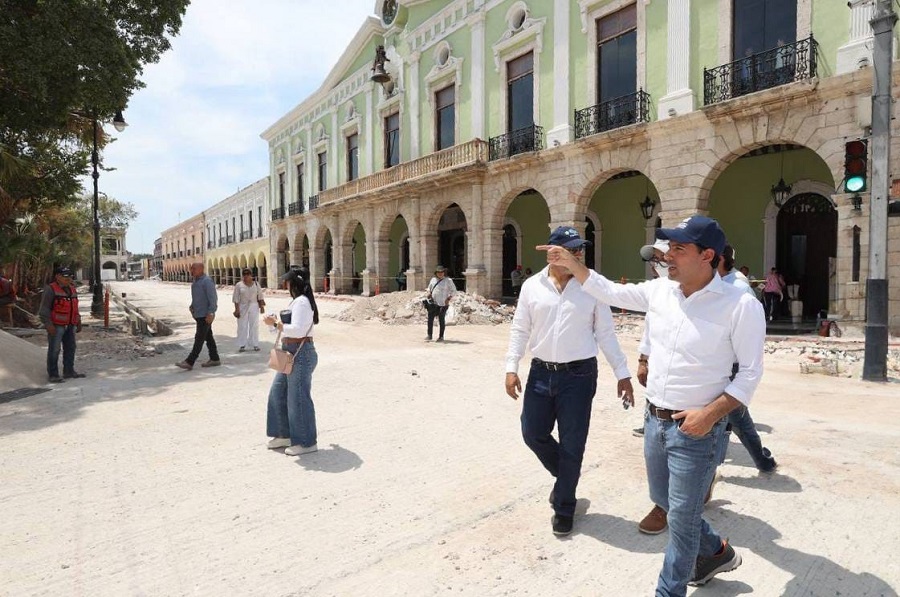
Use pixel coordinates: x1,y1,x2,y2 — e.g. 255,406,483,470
175,361,193,371
638,505,668,534
200,359,221,367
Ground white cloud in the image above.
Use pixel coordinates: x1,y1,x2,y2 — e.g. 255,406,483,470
88,0,375,253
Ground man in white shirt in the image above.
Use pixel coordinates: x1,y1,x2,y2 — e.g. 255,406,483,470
424,266,456,342
232,268,266,352
538,216,765,595
505,226,634,537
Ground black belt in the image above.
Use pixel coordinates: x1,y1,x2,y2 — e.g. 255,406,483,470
283,336,313,344
648,403,683,421
531,357,595,372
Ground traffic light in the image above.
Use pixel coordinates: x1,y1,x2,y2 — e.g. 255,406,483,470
843,139,868,193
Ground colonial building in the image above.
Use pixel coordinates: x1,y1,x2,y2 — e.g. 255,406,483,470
261,0,899,329
99,227,128,281
152,237,163,277
204,177,271,287
160,212,205,282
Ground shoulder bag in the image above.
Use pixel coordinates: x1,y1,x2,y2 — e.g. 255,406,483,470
268,321,314,375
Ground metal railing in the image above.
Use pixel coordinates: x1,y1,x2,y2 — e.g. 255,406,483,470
489,124,543,161
575,90,651,139
317,139,488,207
271,206,285,221
257,227,263,238
288,201,304,216
207,241,214,249
240,230,253,241
703,35,818,105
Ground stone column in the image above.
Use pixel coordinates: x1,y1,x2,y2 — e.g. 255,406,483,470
308,238,323,292
464,183,487,296
547,0,573,146
361,208,376,296
483,226,504,300
364,83,375,175
837,0,877,74
658,0,694,120
373,240,391,293
409,52,421,160
330,110,339,188
405,197,425,291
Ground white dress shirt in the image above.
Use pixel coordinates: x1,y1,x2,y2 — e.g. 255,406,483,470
506,267,630,380
581,272,765,410
281,296,315,339
233,281,265,306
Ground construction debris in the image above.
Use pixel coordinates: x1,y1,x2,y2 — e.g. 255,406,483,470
336,291,516,325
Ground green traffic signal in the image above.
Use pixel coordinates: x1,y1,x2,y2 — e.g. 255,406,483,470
845,175,865,193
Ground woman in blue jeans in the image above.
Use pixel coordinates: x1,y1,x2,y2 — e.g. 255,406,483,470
264,269,319,456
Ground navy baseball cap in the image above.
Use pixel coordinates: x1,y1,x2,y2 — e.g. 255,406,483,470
548,226,591,249
54,266,73,276
656,216,726,255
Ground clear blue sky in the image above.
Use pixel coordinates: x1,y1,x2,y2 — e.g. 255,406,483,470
90,0,374,254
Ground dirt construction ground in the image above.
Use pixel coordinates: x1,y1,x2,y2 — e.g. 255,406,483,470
1,280,898,596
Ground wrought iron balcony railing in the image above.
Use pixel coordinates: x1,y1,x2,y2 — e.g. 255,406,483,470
575,90,651,139
288,201,304,216
217,238,225,247
271,206,285,221
316,139,488,208
240,230,253,241
257,227,263,238
489,124,543,161
207,241,213,249
704,35,818,106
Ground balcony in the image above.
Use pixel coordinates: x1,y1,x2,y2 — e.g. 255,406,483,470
225,235,235,245
316,139,488,208
240,230,253,241
257,227,263,238
288,201,304,216
218,237,226,247
207,241,214,249
271,206,285,221
489,125,543,161
703,35,818,106
575,90,651,140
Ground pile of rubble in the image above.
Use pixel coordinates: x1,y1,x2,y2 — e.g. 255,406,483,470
336,290,516,326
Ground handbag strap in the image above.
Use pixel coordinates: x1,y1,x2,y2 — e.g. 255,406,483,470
284,320,315,363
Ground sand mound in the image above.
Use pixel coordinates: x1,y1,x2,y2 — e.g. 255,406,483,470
0,329,48,391
336,291,516,326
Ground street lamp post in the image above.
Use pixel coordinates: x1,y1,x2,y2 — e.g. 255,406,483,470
90,110,128,316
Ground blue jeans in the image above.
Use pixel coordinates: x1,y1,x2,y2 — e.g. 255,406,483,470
721,406,776,471
521,357,597,518
266,342,318,447
644,408,728,597
47,325,76,378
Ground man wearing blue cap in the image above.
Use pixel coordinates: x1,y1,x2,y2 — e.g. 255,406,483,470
538,216,766,596
506,225,633,537
39,266,84,383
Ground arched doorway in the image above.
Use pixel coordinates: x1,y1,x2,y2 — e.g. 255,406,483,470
776,193,837,318
438,203,467,291
323,230,333,290
500,189,549,297
281,240,290,275
502,224,518,296
388,215,410,291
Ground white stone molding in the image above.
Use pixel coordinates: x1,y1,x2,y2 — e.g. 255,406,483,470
658,0,693,120
503,217,524,266
548,0,572,147
407,0,485,54
837,0,876,74
470,11,486,138
717,0,732,66
797,0,812,42
582,1,647,119
409,53,421,159
586,209,602,270
364,86,375,176
330,111,339,188
425,53,463,153
493,16,545,134
762,179,837,270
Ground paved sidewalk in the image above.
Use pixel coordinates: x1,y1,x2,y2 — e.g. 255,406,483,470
1,282,898,596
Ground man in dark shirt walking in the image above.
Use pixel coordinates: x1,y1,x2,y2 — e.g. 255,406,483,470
176,262,220,370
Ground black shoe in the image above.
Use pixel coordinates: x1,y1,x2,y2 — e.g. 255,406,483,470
48,376,65,384
63,372,86,379
758,448,778,473
632,426,645,437
689,540,742,586
551,514,573,536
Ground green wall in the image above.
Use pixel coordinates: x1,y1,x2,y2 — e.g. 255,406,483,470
708,148,834,277
505,191,550,275
388,215,409,283
691,0,719,105
590,175,658,282
352,224,366,274
645,0,667,114
811,0,849,78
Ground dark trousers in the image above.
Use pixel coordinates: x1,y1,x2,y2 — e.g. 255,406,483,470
186,317,219,365
426,305,448,339
722,406,776,472
47,324,76,378
521,357,598,518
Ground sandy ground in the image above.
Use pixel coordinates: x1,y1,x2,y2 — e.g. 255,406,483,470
1,280,899,597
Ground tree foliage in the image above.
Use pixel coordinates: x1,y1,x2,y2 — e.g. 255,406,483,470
0,0,189,291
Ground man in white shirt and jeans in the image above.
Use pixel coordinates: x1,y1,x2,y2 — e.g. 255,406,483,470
505,226,634,537
232,268,266,352
538,216,765,596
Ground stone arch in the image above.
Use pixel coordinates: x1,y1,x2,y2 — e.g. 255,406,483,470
484,181,554,231
571,165,654,222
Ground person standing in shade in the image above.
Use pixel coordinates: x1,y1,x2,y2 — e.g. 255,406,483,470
762,267,785,321
176,262,220,370
510,265,524,297
506,226,633,537
264,269,319,456
39,266,84,383
233,268,265,352
425,265,456,342
538,216,765,595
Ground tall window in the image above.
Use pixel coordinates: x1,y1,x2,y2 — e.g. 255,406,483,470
733,0,796,58
317,152,327,192
191,234,195,252
435,85,455,150
231,217,236,239
296,164,304,202
597,5,636,103
507,52,534,132
384,112,400,168
257,207,262,235
239,215,243,235
278,172,285,209
347,133,359,181
218,223,222,241
248,210,253,236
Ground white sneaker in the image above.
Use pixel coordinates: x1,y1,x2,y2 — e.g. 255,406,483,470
267,438,291,449
285,444,317,456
